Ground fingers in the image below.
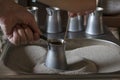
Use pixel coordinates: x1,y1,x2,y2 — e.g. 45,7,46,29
22,13,41,41
20,12,41,35
19,12,41,41
24,26,34,43
8,24,38,45
0,4,41,46
17,25,27,44
8,28,20,45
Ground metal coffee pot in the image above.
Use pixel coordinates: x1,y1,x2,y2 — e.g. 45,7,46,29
45,39,67,70
27,6,39,24
68,15,84,32
46,7,62,33
85,7,104,35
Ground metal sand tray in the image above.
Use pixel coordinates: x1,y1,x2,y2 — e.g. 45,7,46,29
1,38,120,75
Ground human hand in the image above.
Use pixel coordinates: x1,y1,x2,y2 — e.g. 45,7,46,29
8,25,39,45
0,1,40,45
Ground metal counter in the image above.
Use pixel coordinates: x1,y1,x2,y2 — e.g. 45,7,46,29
0,26,120,80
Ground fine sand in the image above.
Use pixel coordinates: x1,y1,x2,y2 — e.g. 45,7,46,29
4,39,120,74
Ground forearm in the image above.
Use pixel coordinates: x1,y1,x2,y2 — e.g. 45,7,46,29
0,0,16,8
0,0,23,16
38,0,96,12
0,0,15,4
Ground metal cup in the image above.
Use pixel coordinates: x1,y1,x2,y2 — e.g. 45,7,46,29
27,6,39,24
68,15,84,32
45,39,67,70
46,7,62,33
85,7,104,35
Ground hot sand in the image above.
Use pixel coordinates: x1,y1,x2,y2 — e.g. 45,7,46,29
4,39,120,74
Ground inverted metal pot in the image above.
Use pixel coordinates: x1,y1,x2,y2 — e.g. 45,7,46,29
68,15,84,32
46,7,62,33
85,7,104,35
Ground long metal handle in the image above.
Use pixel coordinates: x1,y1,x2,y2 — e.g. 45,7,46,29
40,34,48,41
64,15,70,40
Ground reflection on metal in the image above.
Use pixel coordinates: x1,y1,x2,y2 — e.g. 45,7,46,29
45,39,67,70
46,7,62,33
67,15,84,32
27,6,39,24
14,0,19,3
86,7,104,35
0,28,120,79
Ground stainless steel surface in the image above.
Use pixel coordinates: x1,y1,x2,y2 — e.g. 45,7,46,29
0,29,120,79
45,39,67,70
31,0,37,3
14,0,19,3
1,35,120,73
2,38,120,73
46,7,62,33
68,15,84,32
27,6,39,25
64,16,69,40
85,7,104,35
